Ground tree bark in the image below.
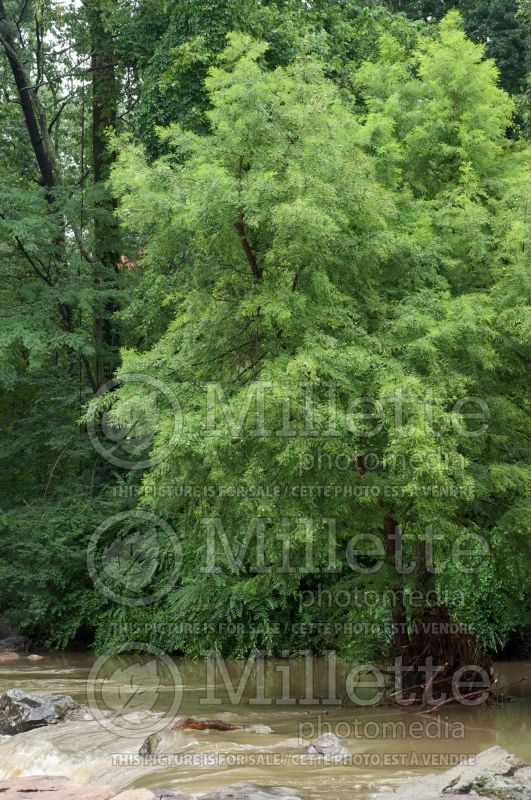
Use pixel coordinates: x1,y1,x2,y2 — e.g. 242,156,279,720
356,456,409,654
0,1,123,393
383,514,410,653
0,1,57,192
85,0,121,386
0,2,99,391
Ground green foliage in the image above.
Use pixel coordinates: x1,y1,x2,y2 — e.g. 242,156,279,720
387,0,530,96
100,16,530,657
0,492,122,648
133,0,421,157
1,2,529,659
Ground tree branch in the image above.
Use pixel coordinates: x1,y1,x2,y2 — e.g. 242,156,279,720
235,212,262,282
0,0,57,190
14,235,53,286
235,155,262,282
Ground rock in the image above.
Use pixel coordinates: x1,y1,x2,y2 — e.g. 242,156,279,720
469,773,531,800
0,776,116,800
307,732,347,759
201,786,303,800
248,723,273,734
371,746,530,799
0,651,19,662
0,688,82,735
139,731,163,757
515,767,531,780
0,778,193,800
27,653,45,660
0,621,30,654
0,634,30,653
122,793,191,800
0,777,71,792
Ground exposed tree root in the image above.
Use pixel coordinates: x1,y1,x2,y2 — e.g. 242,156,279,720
380,607,503,709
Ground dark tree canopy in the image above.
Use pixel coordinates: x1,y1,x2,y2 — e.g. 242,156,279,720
388,0,529,94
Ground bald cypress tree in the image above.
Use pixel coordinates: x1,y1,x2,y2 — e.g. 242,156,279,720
102,14,530,662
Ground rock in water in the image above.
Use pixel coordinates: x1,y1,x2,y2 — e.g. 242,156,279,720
114,792,192,800
202,786,303,800
0,688,82,735
247,723,273,734
0,652,19,662
0,778,193,800
139,732,163,756
515,767,531,781
0,634,30,653
0,621,30,653
307,732,347,759
371,746,531,799
0,777,115,799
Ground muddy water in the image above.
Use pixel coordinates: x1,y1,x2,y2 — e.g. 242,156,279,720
0,655,529,798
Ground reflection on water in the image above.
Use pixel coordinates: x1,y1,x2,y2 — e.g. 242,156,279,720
0,654,529,799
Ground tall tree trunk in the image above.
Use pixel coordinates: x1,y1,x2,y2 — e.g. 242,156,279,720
383,515,410,654
0,0,97,391
86,0,121,386
356,456,410,655
0,1,56,191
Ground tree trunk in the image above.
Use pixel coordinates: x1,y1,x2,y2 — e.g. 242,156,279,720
0,1,97,391
356,456,409,655
0,1,57,192
384,514,410,653
86,0,121,386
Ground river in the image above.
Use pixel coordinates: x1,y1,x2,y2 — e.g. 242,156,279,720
0,654,529,798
